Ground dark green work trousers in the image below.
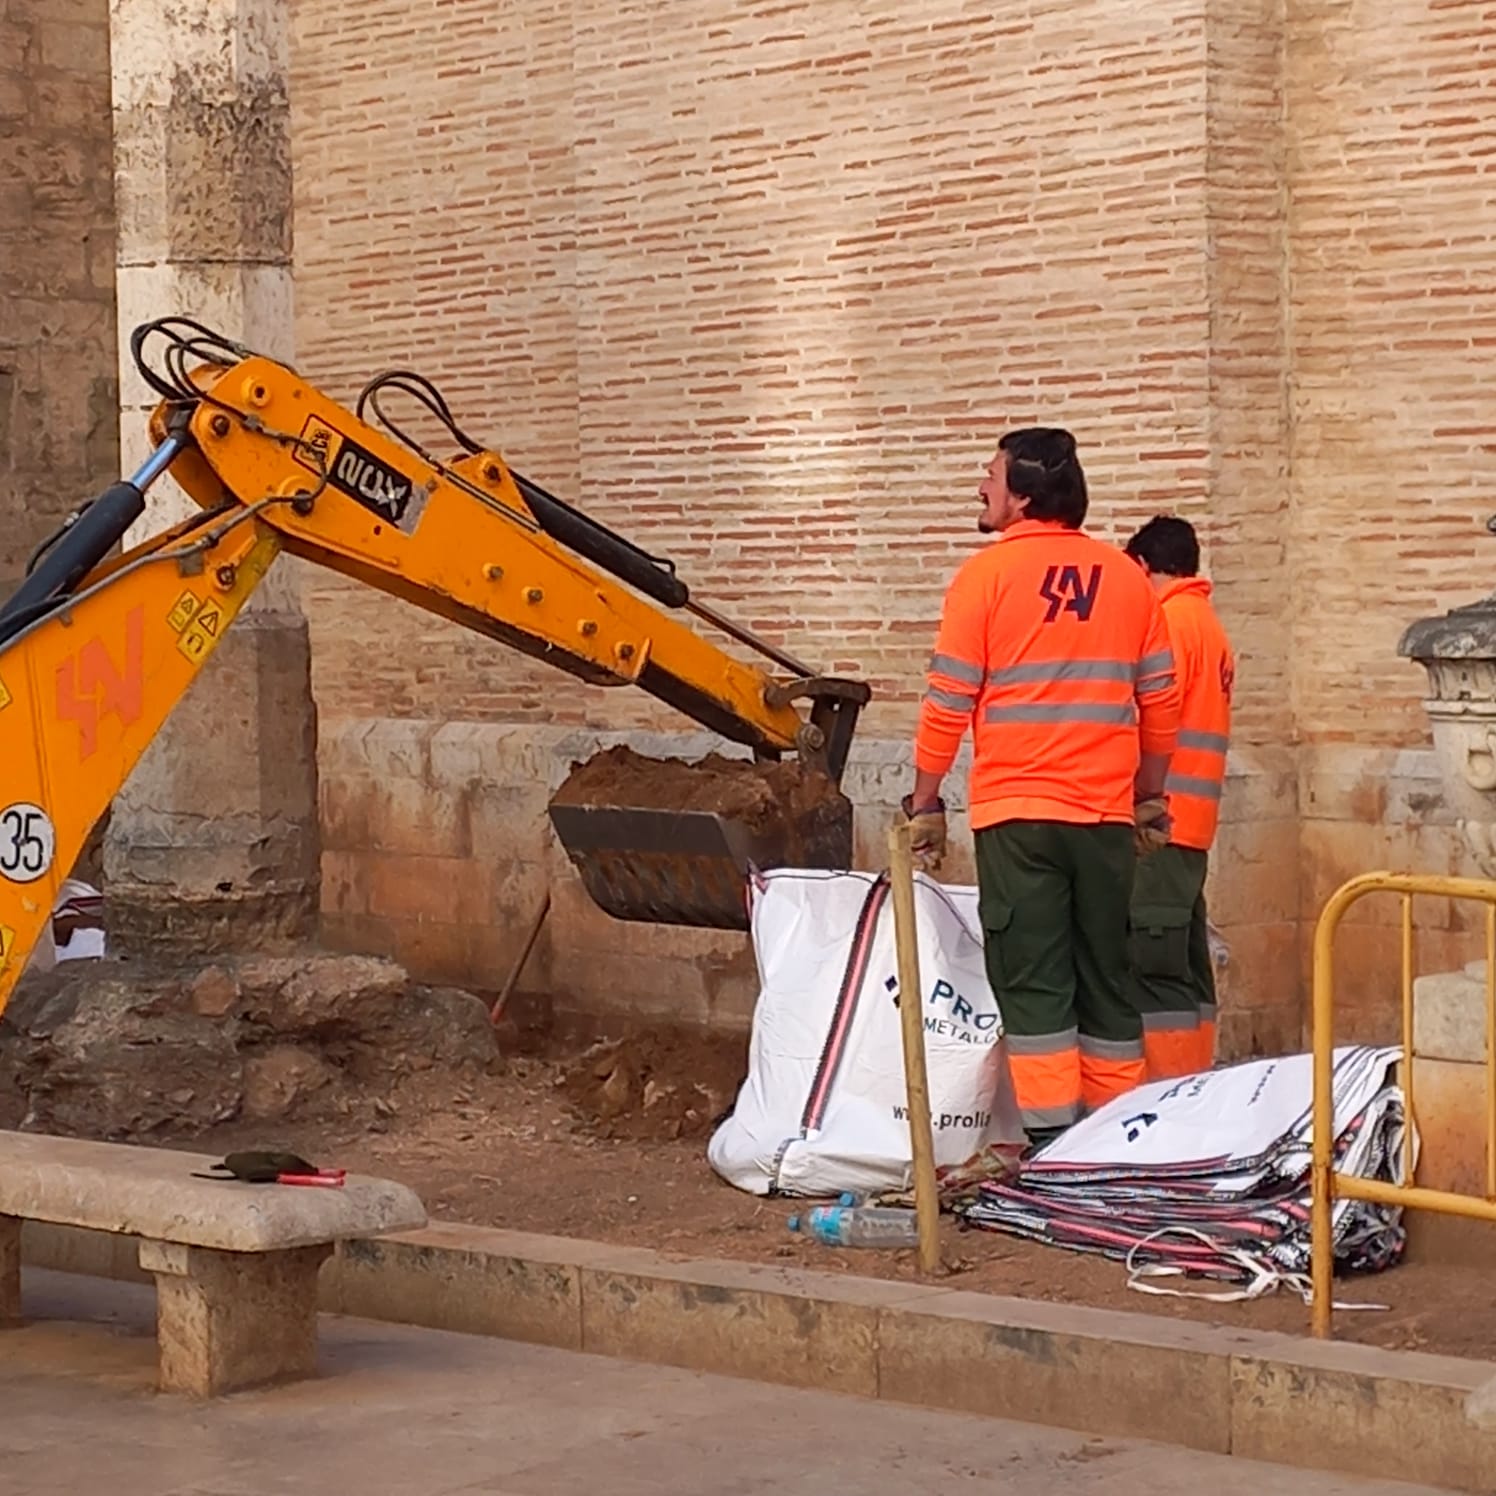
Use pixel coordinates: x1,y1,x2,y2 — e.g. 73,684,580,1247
1125,843,1215,1077
974,821,1141,1143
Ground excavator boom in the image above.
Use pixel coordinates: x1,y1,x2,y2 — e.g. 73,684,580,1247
0,320,869,1016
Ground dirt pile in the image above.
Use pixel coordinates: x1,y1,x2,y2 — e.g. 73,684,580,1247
183,1035,1496,1365
559,1027,749,1142
0,951,501,1140
552,745,849,839
0,942,749,1153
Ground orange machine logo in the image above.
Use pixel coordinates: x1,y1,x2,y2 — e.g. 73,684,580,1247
55,606,145,760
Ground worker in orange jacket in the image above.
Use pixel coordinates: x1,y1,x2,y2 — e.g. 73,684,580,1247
1123,516,1235,1078
902,429,1181,1147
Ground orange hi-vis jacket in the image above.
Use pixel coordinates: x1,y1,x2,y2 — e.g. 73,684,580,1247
916,520,1181,826
1157,576,1234,852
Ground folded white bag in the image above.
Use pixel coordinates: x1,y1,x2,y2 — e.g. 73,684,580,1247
707,868,1025,1198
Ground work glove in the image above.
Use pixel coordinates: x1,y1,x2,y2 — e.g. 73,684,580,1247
899,794,948,874
1133,796,1171,857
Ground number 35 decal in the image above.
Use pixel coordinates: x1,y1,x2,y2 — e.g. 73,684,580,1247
0,803,56,884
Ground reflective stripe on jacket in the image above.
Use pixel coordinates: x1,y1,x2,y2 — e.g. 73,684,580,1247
916,520,1182,830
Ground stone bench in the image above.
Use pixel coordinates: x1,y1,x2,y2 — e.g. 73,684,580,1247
0,1130,426,1396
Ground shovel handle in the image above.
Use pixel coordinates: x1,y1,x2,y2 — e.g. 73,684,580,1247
491,889,551,1024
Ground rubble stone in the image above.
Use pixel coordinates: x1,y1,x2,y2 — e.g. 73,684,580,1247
0,948,501,1141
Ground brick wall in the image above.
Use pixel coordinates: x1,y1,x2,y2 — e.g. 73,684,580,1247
12,0,1491,1044
1288,0,1496,752
288,0,1496,1042
0,0,118,588
1287,0,1496,1034
291,0,1223,739
1199,0,1299,1051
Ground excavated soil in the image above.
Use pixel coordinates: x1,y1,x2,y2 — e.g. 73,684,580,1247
558,1029,746,1142
185,1002,1496,1365
552,745,849,838
10,959,1495,1364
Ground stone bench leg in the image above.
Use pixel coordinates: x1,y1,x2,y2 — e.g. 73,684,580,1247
0,1215,18,1322
139,1239,333,1397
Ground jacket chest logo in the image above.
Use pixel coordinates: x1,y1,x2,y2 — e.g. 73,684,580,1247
1038,564,1103,623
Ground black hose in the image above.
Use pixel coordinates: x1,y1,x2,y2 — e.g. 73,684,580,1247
24,511,80,576
0,482,147,647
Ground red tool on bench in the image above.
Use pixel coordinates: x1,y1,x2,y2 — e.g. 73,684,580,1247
195,1151,347,1188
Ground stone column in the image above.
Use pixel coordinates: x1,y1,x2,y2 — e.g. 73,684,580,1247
1398,595,1496,1260
1398,596,1496,879
104,0,319,953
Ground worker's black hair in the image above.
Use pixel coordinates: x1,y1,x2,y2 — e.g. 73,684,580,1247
998,427,1088,527
1125,515,1200,577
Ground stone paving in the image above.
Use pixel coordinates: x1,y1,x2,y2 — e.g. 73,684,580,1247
0,1270,1448,1496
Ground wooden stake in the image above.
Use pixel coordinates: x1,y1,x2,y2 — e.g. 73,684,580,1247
887,820,943,1275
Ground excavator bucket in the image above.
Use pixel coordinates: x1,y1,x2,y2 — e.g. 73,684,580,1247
547,746,855,930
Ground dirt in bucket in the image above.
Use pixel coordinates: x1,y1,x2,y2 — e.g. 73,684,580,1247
551,745,848,836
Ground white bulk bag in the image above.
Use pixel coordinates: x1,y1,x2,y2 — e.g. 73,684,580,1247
1027,1045,1403,1186
707,868,1025,1198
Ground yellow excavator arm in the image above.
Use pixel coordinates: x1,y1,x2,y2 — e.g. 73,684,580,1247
0,318,869,1017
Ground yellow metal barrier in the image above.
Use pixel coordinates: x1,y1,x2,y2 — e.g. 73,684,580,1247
1311,871,1496,1338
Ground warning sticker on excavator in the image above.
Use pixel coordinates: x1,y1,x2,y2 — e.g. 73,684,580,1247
177,603,223,662
166,590,201,633
294,414,340,480
0,924,13,970
294,412,415,529
0,676,10,712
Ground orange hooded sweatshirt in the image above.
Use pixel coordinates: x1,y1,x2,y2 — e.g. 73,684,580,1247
916,520,1181,827
1156,575,1234,851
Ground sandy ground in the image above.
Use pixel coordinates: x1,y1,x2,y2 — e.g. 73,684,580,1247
188,1015,1496,1363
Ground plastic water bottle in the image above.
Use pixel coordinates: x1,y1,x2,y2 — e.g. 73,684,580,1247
786,1204,919,1248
